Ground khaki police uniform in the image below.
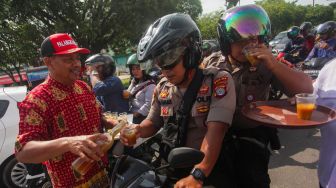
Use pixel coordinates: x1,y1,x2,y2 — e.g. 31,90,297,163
146,66,236,149
202,52,285,188
203,52,285,129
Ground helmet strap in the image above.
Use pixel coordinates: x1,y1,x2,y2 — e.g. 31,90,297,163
176,68,195,87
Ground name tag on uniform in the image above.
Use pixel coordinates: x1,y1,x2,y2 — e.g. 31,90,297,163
161,106,173,117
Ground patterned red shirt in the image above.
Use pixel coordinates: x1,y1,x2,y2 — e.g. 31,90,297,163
15,76,109,188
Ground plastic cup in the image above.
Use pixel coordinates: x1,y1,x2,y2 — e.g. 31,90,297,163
242,45,259,66
295,93,317,120
123,125,137,145
118,112,128,122
103,111,118,121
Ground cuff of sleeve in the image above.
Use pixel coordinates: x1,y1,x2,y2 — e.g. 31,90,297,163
206,107,234,126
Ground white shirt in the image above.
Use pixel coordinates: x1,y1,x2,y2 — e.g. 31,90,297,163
313,58,336,188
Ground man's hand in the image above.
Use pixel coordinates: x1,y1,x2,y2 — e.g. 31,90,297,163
66,134,108,162
318,41,329,49
174,175,203,188
249,44,277,70
120,124,141,146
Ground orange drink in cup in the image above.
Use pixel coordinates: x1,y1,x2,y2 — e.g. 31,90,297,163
295,93,317,120
242,44,259,66
123,125,137,145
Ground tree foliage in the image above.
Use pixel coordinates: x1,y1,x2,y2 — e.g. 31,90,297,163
197,11,222,40
256,0,334,36
198,0,335,40
0,0,202,85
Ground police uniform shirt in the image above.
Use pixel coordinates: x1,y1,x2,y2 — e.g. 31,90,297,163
202,52,285,129
146,66,236,149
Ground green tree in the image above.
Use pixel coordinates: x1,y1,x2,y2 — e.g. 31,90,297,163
0,0,202,84
10,0,202,54
197,11,222,40
0,1,42,85
256,0,334,36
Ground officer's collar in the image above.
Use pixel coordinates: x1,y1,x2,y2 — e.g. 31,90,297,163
226,56,249,74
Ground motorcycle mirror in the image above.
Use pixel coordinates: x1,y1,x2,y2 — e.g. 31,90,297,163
167,147,204,169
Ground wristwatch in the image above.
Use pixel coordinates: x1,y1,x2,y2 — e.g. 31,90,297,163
190,168,206,182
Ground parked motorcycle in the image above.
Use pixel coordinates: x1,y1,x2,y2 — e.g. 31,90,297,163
110,147,204,188
302,57,334,79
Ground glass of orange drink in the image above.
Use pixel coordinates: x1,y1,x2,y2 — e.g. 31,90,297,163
242,43,259,67
295,93,317,120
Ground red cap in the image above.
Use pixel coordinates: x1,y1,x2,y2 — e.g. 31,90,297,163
40,33,90,57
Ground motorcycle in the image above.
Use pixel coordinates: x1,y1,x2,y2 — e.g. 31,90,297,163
301,57,334,79
110,146,204,188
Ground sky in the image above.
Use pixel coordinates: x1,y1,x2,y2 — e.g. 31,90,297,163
201,0,334,14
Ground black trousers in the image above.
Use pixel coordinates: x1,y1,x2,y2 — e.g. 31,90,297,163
204,128,271,188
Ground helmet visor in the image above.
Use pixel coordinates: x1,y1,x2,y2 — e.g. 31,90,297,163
153,46,186,69
222,5,271,40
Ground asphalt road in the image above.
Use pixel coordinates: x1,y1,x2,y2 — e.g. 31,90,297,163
269,128,321,188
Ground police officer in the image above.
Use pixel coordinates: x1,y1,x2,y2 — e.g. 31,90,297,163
120,13,236,187
203,4,313,188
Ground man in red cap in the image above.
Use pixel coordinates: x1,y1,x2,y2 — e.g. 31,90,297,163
15,33,113,188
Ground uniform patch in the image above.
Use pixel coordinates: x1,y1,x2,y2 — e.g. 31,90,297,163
214,76,228,85
198,85,209,95
161,106,173,117
159,90,169,99
196,105,210,113
214,86,227,98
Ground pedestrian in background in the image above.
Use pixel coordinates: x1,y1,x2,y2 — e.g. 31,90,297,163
85,54,129,113
125,53,156,124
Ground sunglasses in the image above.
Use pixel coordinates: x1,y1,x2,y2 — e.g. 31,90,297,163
158,58,181,70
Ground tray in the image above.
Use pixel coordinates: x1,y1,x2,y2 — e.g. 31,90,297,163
241,100,336,128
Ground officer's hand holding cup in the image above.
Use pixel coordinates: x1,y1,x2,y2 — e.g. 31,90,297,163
242,43,259,66
120,124,140,146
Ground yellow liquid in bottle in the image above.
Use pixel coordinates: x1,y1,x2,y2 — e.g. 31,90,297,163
71,120,127,175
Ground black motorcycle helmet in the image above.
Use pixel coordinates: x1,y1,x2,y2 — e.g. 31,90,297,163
217,4,271,56
85,54,116,80
137,13,202,70
300,22,313,35
287,26,300,40
316,21,336,39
